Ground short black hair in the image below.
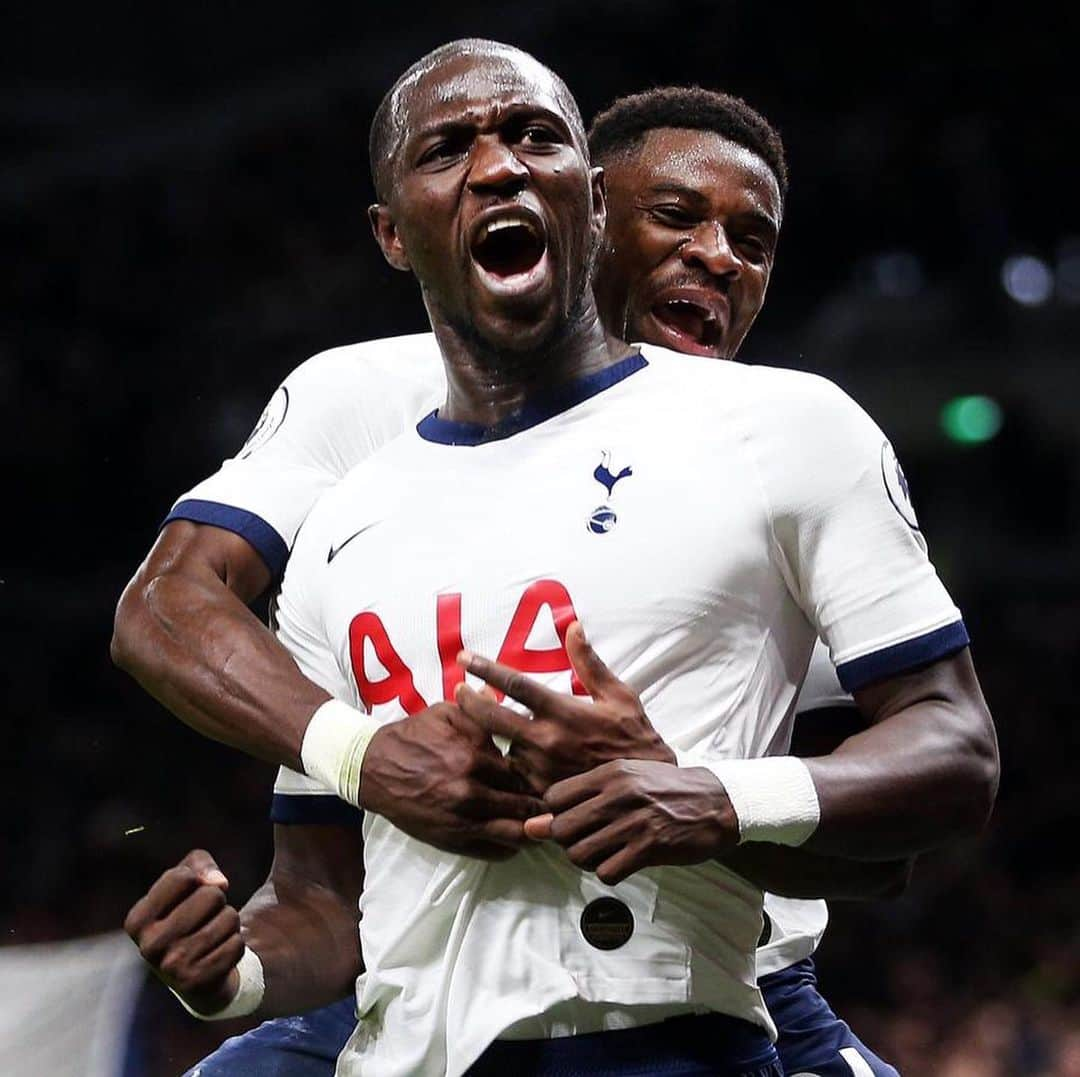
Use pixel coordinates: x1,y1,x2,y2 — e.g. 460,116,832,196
587,86,788,201
369,38,585,203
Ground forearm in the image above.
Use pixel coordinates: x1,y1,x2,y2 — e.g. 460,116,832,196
239,876,362,1017
687,652,997,863
112,534,329,768
721,843,912,900
801,693,998,860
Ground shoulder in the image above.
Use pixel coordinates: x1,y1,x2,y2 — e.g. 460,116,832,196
635,347,872,442
283,332,444,397
721,363,885,467
636,345,848,407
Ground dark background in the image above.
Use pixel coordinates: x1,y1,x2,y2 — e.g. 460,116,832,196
5,3,1079,1074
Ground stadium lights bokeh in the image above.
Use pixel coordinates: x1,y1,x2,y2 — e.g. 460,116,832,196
940,395,1004,445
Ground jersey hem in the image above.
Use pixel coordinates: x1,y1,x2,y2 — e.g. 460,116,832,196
835,620,969,692
164,499,290,580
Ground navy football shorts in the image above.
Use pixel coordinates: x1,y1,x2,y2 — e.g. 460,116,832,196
182,998,355,1077
760,958,900,1076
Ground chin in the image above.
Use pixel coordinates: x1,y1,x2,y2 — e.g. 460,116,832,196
456,306,562,366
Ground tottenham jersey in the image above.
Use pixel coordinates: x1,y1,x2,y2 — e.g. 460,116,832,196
268,346,965,1076
165,333,895,987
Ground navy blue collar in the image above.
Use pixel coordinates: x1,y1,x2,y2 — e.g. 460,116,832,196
416,351,648,446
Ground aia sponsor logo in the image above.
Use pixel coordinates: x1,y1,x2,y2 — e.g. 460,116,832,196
349,580,585,715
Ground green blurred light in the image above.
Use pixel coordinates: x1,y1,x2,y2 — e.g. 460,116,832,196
941,395,1003,445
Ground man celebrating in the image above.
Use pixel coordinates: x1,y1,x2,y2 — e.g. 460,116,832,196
118,41,996,1077
129,83,908,1077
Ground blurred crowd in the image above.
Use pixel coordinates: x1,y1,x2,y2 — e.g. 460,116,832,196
5,6,1078,1074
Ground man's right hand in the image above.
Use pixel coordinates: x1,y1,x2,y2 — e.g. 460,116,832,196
359,702,545,859
123,850,244,1016
454,622,676,795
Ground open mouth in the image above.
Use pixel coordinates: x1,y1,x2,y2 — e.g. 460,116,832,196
649,292,729,355
653,300,721,346
469,212,549,295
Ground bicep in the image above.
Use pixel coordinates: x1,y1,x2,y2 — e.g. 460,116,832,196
140,520,272,604
852,647,989,727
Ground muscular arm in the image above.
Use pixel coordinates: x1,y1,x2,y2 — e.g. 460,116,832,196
801,648,999,860
720,704,914,899
239,823,364,1016
112,521,540,855
111,521,327,767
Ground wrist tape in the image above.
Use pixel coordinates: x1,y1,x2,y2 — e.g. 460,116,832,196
300,699,380,808
679,754,821,846
170,944,265,1021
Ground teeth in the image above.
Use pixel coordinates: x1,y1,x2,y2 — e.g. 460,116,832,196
668,299,716,323
478,216,537,243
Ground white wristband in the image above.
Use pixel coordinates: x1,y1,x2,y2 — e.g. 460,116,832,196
300,699,381,808
680,754,821,847
170,945,265,1021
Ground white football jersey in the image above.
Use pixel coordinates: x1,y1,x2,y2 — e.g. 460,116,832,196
168,333,884,987
269,345,966,1076
170,333,446,580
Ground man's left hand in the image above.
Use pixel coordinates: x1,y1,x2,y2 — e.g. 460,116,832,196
454,622,675,794
528,760,738,885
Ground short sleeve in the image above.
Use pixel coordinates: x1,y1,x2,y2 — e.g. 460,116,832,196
753,372,968,693
164,336,443,579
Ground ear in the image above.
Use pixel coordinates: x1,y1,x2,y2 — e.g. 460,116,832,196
589,166,607,240
368,203,412,272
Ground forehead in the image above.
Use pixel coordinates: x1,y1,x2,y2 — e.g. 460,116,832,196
401,51,574,134
617,127,781,214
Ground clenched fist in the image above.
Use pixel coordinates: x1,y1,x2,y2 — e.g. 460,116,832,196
123,849,244,1016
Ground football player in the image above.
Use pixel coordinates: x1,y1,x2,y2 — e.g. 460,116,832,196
119,41,996,1077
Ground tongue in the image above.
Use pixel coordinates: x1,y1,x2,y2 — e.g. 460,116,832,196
658,301,709,343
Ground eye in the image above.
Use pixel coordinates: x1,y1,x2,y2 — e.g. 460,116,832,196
519,123,563,148
737,235,770,264
416,135,469,168
649,205,698,228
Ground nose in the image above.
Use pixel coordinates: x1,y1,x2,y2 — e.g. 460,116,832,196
466,135,529,197
680,221,741,280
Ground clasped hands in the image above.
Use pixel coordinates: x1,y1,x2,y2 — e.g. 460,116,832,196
358,622,737,884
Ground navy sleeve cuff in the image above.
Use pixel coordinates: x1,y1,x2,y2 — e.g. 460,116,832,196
270,794,364,826
836,620,970,693
163,499,290,580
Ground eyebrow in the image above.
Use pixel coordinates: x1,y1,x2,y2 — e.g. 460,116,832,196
410,104,574,147
647,183,708,201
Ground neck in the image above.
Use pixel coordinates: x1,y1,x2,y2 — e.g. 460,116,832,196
428,300,629,427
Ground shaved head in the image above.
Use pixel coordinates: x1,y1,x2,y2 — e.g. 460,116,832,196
369,38,586,202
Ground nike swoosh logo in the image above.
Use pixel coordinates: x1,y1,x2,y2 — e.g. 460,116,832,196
327,523,375,564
